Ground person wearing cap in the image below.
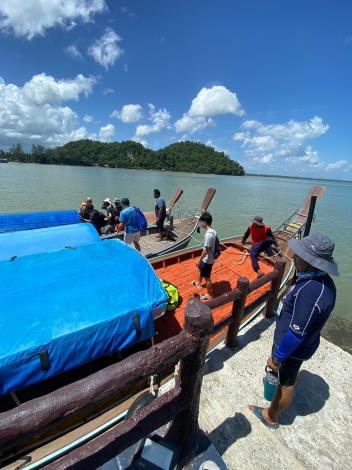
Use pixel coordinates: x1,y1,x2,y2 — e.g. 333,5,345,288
116,198,141,251
101,198,116,225
241,215,279,277
113,198,123,222
248,233,338,429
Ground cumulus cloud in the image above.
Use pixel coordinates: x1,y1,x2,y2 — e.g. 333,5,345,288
22,73,95,105
0,0,106,40
135,104,171,137
325,160,350,172
233,116,329,166
0,73,96,147
174,85,243,136
111,104,143,123
174,114,214,134
99,123,115,140
65,44,83,60
88,28,123,70
189,85,244,117
83,114,93,122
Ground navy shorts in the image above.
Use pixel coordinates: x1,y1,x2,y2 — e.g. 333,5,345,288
279,357,303,387
199,261,213,279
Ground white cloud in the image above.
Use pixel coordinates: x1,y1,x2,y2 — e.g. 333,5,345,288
0,0,106,40
111,104,143,123
189,85,244,117
65,44,83,60
102,87,114,95
22,73,95,106
0,73,96,147
99,123,115,141
83,114,93,122
88,28,123,70
233,116,329,168
174,113,214,134
325,160,350,172
135,104,171,137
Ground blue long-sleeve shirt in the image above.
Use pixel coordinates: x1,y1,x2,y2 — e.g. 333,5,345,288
273,274,336,362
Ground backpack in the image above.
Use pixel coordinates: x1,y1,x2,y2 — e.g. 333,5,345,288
214,235,221,259
134,207,148,231
161,280,179,311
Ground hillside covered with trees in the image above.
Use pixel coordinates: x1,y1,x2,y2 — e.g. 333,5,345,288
1,140,245,176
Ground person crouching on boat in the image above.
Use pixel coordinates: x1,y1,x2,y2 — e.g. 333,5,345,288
153,189,167,241
192,211,217,300
113,198,123,222
116,198,141,252
101,198,116,234
79,197,93,220
248,233,338,429
241,215,279,278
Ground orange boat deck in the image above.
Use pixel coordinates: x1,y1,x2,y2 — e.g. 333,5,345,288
153,243,274,342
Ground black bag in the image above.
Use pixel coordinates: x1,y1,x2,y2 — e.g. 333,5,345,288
214,236,221,259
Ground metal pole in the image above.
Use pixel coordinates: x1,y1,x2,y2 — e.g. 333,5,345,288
303,195,317,237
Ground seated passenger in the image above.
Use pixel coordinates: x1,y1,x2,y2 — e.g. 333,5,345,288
113,198,123,222
102,199,116,224
79,197,93,219
241,215,279,278
116,198,141,252
84,204,105,235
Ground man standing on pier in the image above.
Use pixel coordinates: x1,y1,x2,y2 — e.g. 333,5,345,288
248,233,338,429
241,215,279,278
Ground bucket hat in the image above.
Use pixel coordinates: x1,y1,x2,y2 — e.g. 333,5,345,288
288,233,339,276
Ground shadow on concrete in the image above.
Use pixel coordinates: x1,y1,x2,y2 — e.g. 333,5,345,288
280,370,330,425
204,316,275,375
236,316,275,351
208,412,252,455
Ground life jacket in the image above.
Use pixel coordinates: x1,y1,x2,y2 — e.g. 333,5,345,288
161,280,179,311
249,223,270,244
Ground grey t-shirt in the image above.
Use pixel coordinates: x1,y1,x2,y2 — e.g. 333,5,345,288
202,228,217,264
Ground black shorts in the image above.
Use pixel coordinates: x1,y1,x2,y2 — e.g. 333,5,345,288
199,261,213,279
279,357,303,387
157,218,165,231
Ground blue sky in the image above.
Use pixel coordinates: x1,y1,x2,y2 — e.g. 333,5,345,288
0,0,351,179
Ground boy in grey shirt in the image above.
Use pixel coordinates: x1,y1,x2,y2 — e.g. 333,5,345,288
192,211,217,300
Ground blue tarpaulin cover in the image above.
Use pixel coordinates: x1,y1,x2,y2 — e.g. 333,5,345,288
0,209,80,232
0,240,167,396
0,223,100,262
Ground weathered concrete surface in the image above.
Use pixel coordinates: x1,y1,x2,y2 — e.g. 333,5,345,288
199,316,352,470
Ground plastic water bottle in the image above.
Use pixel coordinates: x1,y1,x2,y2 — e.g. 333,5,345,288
263,366,279,401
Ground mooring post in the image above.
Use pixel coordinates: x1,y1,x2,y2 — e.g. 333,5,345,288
165,297,213,464
303,195,317,237
226,277,249,349
264,260,286,318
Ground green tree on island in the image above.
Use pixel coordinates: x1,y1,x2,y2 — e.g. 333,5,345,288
3,140,245,176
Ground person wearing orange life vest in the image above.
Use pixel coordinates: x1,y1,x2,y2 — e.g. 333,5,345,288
241,215,279,277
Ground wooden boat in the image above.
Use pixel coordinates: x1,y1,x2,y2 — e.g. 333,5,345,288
104,187,216,259
0,186,325,469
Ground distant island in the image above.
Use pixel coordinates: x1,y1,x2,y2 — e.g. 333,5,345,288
1,140,245,176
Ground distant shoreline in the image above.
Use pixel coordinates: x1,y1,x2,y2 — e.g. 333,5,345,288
247,173,352,184
5,161,351,183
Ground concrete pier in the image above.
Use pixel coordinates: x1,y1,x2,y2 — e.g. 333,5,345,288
199,316,352,469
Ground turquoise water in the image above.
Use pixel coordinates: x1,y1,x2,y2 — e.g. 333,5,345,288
1,163,351,319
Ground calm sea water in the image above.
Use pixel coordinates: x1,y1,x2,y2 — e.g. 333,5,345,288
1,163,351,320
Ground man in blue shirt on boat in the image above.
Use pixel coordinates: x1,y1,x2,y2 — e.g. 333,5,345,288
154,189,167,241
249,233,338,429
116,198,141,252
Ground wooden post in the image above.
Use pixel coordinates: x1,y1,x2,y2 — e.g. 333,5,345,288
226,277,249,349
264,260,286,318
303,195,317,237
165,297,213,465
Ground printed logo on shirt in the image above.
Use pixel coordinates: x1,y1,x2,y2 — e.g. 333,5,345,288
292,324,301,331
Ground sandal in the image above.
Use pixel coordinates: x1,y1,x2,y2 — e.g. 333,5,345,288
248,405,279,429
192,281,202,290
